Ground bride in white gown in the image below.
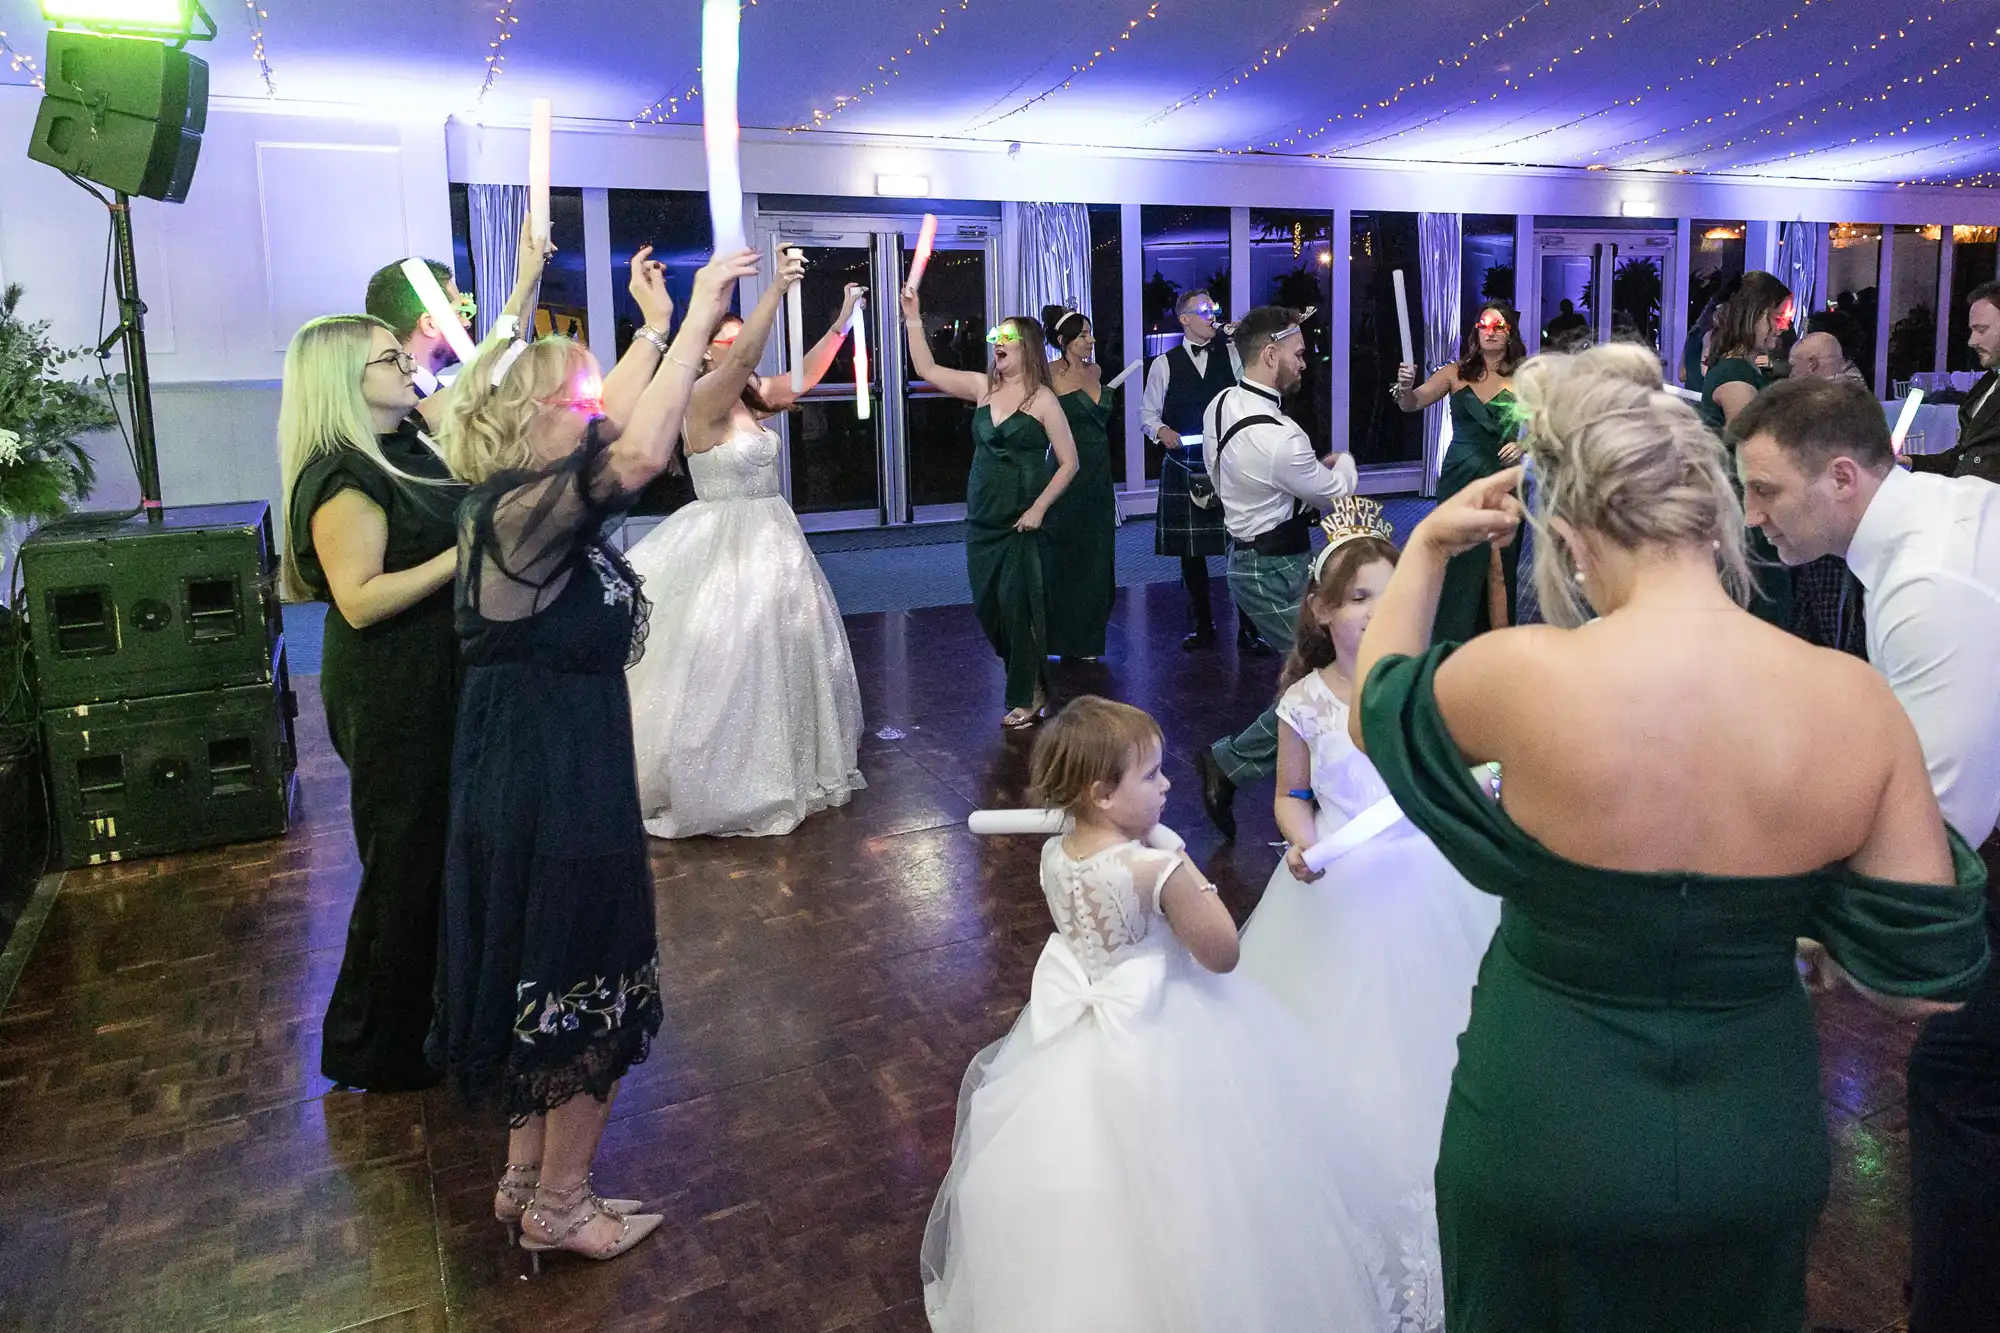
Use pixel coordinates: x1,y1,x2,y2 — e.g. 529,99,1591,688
1238,500,1503,1331
624,250,866,838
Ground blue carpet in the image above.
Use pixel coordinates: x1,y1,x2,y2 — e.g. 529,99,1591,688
281,504,1435,674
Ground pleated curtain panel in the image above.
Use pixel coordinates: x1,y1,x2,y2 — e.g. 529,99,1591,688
1418,211,1463,494
1002,202,1093,338
467,183,529,343
1776,221,1824,322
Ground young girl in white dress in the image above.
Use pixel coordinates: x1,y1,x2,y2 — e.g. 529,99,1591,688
1237,498,1505,1331
921,696,1393,1333
623,251,867,838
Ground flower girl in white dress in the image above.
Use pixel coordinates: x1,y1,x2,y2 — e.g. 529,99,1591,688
1238,498,1504,1331
623,251,867,838
922,696,1393,1333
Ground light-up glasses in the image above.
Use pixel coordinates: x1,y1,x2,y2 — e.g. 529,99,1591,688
985,325,1023,345
1183,301,1219,322
1476,313,1511,334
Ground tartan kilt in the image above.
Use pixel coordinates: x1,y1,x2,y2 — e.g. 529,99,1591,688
1154,448,1229,558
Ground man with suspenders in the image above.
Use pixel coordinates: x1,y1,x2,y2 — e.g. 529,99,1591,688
1193,306,1360,837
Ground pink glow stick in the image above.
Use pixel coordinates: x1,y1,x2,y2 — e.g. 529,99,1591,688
905,213,939,291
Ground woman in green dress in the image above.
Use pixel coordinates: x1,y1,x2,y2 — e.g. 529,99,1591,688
1393,301,1527,642
1350,343,1989,1332
902,292,1079,727
1041,306,1118,661
1700,270,1795,627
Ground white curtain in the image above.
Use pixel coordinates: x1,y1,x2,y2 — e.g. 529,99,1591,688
1001,202,1092,336
1418,212,1463,495
467,183,528,342
1777,221,1824,322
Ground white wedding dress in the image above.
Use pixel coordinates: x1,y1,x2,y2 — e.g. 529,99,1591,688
922,835,1398,1333
1238,668,1505,1331
624,421,865,838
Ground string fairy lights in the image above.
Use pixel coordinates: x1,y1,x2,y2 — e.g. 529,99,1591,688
963,1,1159,133
1140,3,1345,128
0,25,44,89
789,0,974,131
631,0,762,128
475,0,521,104
244,0,276,98
1246,0,1554,152
1723,91,1994,175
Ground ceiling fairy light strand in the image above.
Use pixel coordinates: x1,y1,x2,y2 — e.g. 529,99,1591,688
964,1,1161,133
0,26,45,89
630,0,762,128
1140,2,1345,127
1723,89,1994,174
244,0,276,97
790,0,974,131
1251,0,1555,151
475,0,521,103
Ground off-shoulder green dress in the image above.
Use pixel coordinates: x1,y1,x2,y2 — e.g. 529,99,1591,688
1360,645,1990,1333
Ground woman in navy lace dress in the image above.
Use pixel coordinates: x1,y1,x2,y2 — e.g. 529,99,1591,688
431,246,757,1268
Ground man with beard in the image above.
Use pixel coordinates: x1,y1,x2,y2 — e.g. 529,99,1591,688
1193,305,1359,837
1912,280,2000,484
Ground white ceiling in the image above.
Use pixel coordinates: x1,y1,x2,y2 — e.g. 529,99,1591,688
3,0,1996,186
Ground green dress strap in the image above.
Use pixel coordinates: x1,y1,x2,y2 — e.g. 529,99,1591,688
1809,834,1990,1000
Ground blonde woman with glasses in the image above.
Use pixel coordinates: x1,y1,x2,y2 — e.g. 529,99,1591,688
278,314,466,1096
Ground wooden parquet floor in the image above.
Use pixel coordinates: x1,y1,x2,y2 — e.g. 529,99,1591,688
0,580,1919,1332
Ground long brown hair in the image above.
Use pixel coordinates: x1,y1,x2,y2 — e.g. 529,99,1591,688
1706,270,1790,367
1455,302,1526,383
988,315,1052,396
1277,536,1401,696
709,313,780,416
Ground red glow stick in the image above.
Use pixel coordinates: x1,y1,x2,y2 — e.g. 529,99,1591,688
905,213,939,291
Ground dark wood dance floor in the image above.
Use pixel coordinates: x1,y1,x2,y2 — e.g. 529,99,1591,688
0,579,1920,1331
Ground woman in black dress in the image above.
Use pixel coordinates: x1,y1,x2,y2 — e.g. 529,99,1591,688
278,315,465,1094
431,247,757,1266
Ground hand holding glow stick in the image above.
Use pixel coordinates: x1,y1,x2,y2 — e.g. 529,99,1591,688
1390,269,1415,369
1104,358,1142,392
700,0,747,254
852,295,870,420
905,213,940,292
1890,387,1926,453
399,258,478,366
528,98,552,246
785,248,807,393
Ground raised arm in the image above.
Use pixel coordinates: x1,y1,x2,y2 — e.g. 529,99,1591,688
1013,389,1080,532
695,247,802,421
598,244,675,430
494,211,551,340
900,286,990,403
1392,363,1457,413
754,282,865,413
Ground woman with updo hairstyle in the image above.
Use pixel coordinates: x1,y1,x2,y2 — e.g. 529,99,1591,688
1347,342,1988,1330
1040,304,1118,660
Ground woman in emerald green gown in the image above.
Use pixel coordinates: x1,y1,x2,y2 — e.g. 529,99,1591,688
902,291,1079,727
1351,343,1989,1333
1394,302,1527,642
1041,307,1118,661
1699,270,1795,628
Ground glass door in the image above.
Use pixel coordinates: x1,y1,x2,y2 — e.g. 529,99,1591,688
759,212,998,529
1532,228,1674,356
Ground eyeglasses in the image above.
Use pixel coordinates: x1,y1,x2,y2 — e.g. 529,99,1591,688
1183,302,1219,321
985,325,1023,345
453,293,477,322
1476,315,1511,334
366,349,417,374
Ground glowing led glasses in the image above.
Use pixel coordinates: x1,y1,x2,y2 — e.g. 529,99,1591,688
1476,313,1511,334
986,325,1023,345
453,293,477,322
1774,297,1796,332
1183,301,1219,322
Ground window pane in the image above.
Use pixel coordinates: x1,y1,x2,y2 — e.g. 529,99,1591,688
536,188,589,342
1462,214,1517,318
1087,204,1128,485
1249,209,1334,459
1348,212,1424,467
605,188,727,358
1141,205,1230,481
1887,224,1943,385
1948,225,1999,374
1830,223,1884,391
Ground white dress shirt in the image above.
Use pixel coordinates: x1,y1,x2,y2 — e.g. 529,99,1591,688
1139,338,1245,442
1202,380,1357,542
1846,464,2000,842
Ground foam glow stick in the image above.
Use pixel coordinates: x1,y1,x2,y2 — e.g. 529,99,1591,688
905,213,940,291
851,296,870,420
1890,387,1926,453
1301,795,1405,872
701,0,747,254
1104,358,1142,391
528,98,552,245
786,249,806,393
399,258,478,366
967,810,1187,853
1664,384,1703,402
1391,268,1415,369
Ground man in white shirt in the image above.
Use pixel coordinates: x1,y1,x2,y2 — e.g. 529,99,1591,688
1192,305,1358,837
1735,376,2000,1333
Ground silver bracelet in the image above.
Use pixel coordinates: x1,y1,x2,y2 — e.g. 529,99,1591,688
635,325,670,355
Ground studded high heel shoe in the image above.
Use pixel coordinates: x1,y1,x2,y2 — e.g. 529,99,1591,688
518,1181,663,1273
494,1163,643,1245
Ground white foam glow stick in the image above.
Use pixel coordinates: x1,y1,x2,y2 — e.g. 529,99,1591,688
967,809,1186,853
1664,384,1703,402
399,258,478,366
1104,358,1142,391
1391,268,1415,369
851,296,870,420
1301,796,1405,872
701,0,747,254
1890,387,1926,453
786,249,806,393
528,98,552,245
905,213,939,291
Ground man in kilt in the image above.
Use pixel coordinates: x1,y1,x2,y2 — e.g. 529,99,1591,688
1142,289,1272,653
1192,305,1358,838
